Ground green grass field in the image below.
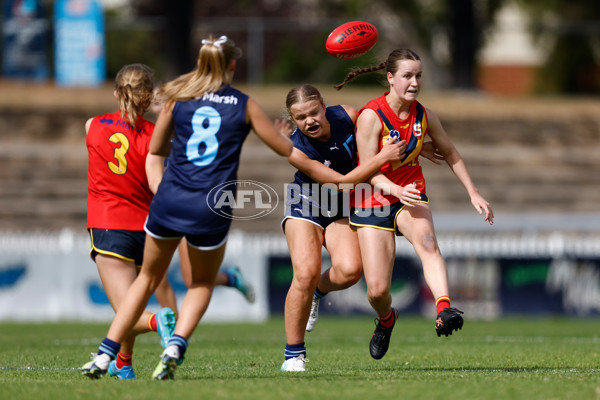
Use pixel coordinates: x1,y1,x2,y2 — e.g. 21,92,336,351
1,316,599,400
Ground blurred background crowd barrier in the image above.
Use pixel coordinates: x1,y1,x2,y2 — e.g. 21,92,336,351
0,229,599,321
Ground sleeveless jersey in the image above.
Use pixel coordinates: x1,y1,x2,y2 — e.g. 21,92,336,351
288,105,356,216
86,111,155,230
149,85,250,234
353,94,428,208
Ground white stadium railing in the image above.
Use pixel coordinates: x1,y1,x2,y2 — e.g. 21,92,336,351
1,215,599,321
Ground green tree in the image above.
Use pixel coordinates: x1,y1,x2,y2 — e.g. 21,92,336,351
517,0,600,93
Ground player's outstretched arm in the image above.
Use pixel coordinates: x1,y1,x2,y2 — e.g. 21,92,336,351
287,139,406,189
427,107,494,225
247,98,292,157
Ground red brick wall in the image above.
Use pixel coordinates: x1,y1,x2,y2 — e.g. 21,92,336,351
477,65,538,95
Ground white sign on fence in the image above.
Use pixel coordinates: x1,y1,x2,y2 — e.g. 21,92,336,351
0,229,273,322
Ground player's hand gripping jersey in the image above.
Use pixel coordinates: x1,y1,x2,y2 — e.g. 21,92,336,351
288,105,356,218
353,94,428,209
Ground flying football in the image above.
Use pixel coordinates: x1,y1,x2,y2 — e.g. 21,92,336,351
325,21,378,59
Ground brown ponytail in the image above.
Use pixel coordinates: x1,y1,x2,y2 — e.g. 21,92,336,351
114,64,154,127
335,48,421,90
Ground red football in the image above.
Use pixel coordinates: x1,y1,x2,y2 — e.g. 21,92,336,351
325,21,378,59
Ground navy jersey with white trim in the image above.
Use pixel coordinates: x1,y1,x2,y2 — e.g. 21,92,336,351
291,105,356,185
149,85,250,234
287,105,356,214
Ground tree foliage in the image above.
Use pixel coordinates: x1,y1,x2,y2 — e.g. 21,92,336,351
517,0,600,93
119,0,599,93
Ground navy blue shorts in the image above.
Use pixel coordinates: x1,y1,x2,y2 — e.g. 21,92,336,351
281,212,347,233
89,228,146,266
144,215,228,250
282,196,350,232
349,194,428,235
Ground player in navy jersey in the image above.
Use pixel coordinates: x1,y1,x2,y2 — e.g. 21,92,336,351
149,87,256,311
280,84,443,371
81,35,292,380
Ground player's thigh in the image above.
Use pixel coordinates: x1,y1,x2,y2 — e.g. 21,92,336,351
356,226,395,288
186,242,226,285
95,254,137,310
177,238,192,287
284,218,324,279
395,203,438,251
140,234,180,282
324,218,362,275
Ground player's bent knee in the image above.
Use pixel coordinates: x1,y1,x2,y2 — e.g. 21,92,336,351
366,284,390,303
292,272,320,292
345,268,363,285
414,233,440,255
334,261,362,282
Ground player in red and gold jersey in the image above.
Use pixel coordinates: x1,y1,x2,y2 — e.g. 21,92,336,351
85,64,176,380
337,48,494,360
87,112,154,229
351,97,428,210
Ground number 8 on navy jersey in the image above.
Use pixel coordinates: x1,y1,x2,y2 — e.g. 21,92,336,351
148,86,250,235
188,106,221,166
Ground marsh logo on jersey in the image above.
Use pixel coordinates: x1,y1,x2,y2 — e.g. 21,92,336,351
207,180,279,220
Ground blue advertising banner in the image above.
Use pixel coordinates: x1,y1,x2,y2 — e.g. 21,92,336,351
268,255,600,317
53,0,105,86
2,0,49,79
502,257,600,316
268,256,423,316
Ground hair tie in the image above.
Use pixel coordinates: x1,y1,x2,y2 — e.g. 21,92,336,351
201,35,228,50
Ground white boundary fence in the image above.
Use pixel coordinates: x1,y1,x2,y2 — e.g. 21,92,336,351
1,227,599,322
